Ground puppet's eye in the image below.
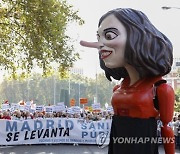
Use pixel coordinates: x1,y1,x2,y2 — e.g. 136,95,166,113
105,31,118,40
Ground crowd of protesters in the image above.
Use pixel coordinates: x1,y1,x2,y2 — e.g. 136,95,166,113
1,102,180,149
0,104,113,146
0,109,113,122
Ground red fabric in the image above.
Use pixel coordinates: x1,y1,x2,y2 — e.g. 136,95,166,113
112,76,162,118
2,115,11,120
112,76,175,153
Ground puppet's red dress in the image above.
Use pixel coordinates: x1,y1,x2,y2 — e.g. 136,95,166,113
108,77,164,154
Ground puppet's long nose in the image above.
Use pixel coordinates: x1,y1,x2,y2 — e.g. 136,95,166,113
80,40,99,49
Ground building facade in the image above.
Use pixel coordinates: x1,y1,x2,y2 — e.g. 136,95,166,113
164,58,180,90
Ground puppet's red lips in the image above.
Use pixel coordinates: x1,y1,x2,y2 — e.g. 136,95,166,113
100,50,112,59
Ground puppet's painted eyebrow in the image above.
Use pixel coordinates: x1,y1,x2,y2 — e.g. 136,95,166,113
97,27,119,35
103,27,118,32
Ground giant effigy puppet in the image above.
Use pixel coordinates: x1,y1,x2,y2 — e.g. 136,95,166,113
80,8,175,154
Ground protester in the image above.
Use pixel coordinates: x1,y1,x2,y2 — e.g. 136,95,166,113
172,115,180,149
2,110,11,120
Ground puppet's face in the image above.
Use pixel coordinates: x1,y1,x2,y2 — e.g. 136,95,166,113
97,14,127,68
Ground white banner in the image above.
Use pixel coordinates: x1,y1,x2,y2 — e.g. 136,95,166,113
0,118,111,145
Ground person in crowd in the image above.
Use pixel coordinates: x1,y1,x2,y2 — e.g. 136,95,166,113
15,110,23,120
172,116,179,149
2,111,11,120
105,114,112,120
66,112,72,118
80,8,174,154
33,112,39,119
37,112,44,119
0,112,3,119
11,110,17,120
45,112,53,118
56,111,63,118
173,114,180,150
73,113,81,119
20,111,26,119
102,110,108,119
24,111,33,120
84,112,93,123
61,111,67,118
96,114,102,121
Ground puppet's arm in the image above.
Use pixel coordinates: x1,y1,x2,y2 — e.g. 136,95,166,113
157,83,175,154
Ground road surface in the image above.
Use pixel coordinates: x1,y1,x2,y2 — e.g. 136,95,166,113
0,144,179,154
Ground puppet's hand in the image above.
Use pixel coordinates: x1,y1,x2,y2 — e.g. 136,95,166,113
80,40,99,49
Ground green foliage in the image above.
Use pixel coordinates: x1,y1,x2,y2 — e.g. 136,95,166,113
175,89,180,112
0,73,116,107
0,0,84,79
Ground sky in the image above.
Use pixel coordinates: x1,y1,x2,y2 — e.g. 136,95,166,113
66,0,180,78
0,0,180,81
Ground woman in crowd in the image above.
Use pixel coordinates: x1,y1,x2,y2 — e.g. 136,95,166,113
80,8,174,154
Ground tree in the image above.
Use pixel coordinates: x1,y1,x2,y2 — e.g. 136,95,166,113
0,0,84,79
175,89,180,112
96,73,116,106
0,72,117,108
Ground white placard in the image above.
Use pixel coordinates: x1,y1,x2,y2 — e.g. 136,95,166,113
24,105,31,112
19,105,25,111
35,105,44,112
11,103,20,111
67,107,74,114
54,105,65,112
45,106,53,113
92,103,101,110
57,102,64,106
2,104,10,111
72,106,81,114
106,106,113,112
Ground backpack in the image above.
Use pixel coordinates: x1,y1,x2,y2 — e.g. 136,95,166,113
153,79,167,110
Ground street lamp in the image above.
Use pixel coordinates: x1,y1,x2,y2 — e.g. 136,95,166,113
162,6,180,10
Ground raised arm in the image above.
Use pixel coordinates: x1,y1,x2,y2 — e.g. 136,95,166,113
157,83,175,154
